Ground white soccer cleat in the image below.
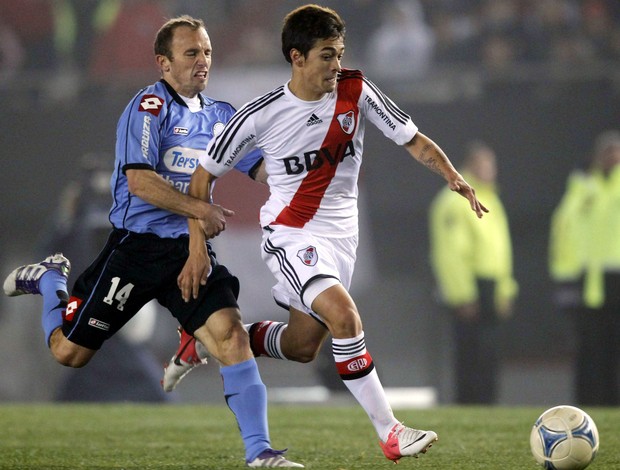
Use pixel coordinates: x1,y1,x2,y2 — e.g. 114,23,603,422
379,423,438,463
246,449,304,467
3,253,71,297
161,327,209,392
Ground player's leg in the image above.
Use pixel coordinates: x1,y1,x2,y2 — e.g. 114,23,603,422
310,284,437,462
48,330,97,367
245,226,340,361
53,229,161,368
194,307,251,365
254,227,400,441
3,253,97,367
310,283,395,433
194,309,301,467
248,307,329,362
161,305,327,390
165,263,303,468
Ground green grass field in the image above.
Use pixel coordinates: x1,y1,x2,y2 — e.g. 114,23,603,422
0,404,617,469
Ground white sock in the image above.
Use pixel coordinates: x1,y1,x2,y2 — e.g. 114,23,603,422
332,332,398,441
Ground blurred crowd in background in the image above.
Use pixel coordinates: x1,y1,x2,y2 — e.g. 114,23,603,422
1,0,619,90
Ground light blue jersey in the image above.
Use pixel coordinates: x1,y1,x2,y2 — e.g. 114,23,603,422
109,79,262,238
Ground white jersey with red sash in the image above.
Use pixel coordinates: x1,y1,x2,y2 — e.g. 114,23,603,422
201,69,418,238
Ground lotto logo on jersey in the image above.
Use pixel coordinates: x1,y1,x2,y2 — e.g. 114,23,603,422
139,94,164,116
88,318,110,332
64,296,83,322
297,246,318,266
337,110,355,135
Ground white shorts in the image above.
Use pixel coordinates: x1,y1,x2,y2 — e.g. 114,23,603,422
261,225,358,320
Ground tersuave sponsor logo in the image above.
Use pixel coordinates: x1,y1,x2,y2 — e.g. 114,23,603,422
162,147,207,174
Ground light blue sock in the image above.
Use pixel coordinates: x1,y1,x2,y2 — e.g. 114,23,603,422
221,358,270,462
39,270,69,347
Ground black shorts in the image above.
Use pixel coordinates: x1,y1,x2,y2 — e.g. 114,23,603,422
62,228,239,350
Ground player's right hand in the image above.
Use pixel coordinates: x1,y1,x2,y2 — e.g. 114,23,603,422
200,204,235,238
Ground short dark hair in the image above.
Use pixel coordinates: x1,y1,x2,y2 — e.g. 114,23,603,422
154,15,206,59
281,4,345,64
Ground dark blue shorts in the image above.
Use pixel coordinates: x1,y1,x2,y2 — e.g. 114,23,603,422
62,228,239,350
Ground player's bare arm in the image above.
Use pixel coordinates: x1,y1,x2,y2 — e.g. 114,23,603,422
251,160,269,185
405,132,488,218
187,165,233,237
126,168,210,219
177,216,210,302
177,165,228,301
126,167,233,228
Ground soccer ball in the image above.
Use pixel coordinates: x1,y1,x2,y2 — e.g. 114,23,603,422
530,405,599,470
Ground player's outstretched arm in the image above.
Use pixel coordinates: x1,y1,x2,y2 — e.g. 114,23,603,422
177,165,233,301
126,168,212,219
404,132,489,218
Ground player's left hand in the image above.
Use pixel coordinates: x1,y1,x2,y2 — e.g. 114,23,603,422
177,248,211,302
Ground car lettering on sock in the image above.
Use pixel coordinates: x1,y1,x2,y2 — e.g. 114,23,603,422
347,358,368,372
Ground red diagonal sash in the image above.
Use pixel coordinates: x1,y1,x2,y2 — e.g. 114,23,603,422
273,75,363,227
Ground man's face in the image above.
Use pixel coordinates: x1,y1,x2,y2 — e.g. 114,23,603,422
469,149,497,184
159,26,212,98
296,37,344,100
599,144,620,173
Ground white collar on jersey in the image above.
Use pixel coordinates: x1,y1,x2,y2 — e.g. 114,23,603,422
285,79,332,105
179,94,202,113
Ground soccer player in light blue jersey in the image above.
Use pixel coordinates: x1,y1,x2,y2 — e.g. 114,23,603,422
3,15,301,468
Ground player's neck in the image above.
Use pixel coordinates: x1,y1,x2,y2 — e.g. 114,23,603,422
287,77,327,102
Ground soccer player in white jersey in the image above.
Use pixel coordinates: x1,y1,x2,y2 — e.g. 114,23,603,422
175,4,487,463
3,16,302,468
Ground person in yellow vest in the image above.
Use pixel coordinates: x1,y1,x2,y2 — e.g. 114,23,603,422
548,167,593,314
429,140,518,404
550,130,620,405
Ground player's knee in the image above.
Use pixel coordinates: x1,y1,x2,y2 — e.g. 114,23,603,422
52,350,89,368
222,325,249,350
285,340,321,363
50,344,91,368
327,310,362,338
290,350,318,363
212,323,252,362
